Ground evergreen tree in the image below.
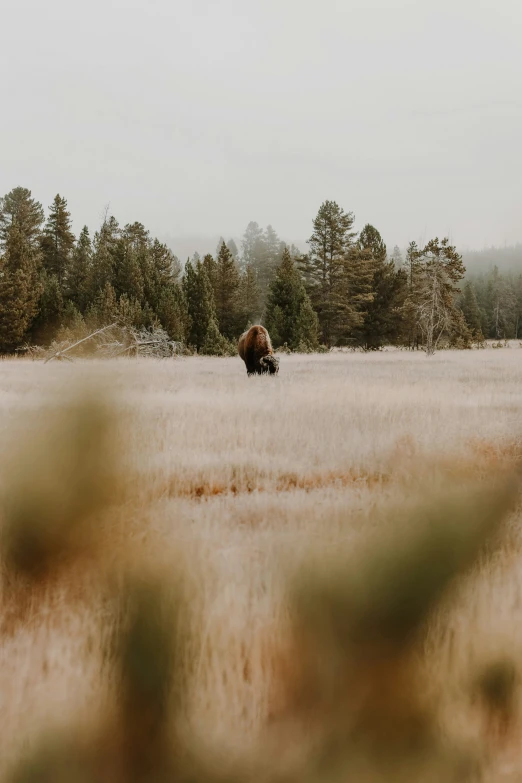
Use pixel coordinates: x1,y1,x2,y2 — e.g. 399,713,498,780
240,220,269,297
296,298,320,352
116,294,144,328
485,266,517,339
265,248,319,350
239,263,260,325
361,262,408,349
89,216,119,299
0,224,42,352
183,260,216,352
202,253,217,296
67,226,92,312
120,222,149,303
359,224,387,263
86,281,118,328
513,275,522,339
304,200,357,346
0,187,44,250
241,221,265,269
31,272,64,345
448,308,473,349
113,236,145,304
150,242,177,310
226,238,239,260
391,245,403,268
459,280,483,340
156,284,190,343
40,194,75,285
356,225,406,349
258,225,284,300
200,316,233,356
214,241,242,339
402,241,423,348
338,244,374,343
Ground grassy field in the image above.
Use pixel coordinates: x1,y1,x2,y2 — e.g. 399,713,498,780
1,347,522,780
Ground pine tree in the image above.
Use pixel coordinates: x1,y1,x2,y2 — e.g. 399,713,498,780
183,260,216,352
113,227,146,306
86,281,118,328
214,241,242,339
265,248,319,350
200,316,233,356
356,225,406,349
258,225,284,300
239,263,260,325
459,280,483,340
67,226,92,312
296,298,320,352
0,224,42,352
226,238,239,260
115,241,145,304
403,241,423,348
265,248,301,347
359,224,387,263
241,221,265,269
40,194,75,285
485,266,517,339
338,244,374,344
117,223,149,306
0,187,44,250
156,284,190,343
448,308,473,349
116,294,144,329
202,253,217,295
31,272,64,345
514,275,522,339
391,245,403,268
361,263,408,349
89,217,119,299
148,239,178,310
305,200,357,346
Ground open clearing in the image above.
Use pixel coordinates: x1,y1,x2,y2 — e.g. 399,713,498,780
1,347,522,778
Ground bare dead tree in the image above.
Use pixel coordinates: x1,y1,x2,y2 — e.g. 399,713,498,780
417,269,450,356
415,239,466,356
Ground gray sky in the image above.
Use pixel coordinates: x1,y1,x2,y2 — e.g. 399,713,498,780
2,0,521,254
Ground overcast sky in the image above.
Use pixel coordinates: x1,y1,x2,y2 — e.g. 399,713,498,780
1,0,521,254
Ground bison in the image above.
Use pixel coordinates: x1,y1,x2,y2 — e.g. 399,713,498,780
238,325,279,376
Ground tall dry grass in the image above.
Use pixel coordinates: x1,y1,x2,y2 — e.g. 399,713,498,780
0,348,522,780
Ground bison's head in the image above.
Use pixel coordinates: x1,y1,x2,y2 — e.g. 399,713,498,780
260,354,280,375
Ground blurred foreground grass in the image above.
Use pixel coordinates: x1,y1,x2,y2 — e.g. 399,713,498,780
0,381,520,783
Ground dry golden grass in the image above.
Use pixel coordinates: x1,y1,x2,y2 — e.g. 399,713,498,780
1,347,522,780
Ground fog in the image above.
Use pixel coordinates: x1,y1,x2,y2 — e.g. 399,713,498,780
2,0,521,253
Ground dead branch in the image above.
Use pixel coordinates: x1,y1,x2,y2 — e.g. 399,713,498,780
44,324,119,363
42,323,181,362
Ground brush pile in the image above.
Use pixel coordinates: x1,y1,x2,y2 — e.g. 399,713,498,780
43,323,182,362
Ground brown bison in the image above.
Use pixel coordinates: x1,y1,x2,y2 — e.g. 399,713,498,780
238,325,279,376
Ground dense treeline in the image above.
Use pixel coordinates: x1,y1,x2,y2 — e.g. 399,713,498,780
461,269,522,341
0,186,518,356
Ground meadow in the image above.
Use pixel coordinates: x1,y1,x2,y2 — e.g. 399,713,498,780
1,347,522,781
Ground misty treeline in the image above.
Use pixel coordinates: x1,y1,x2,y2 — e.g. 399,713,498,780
0,187,519,357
